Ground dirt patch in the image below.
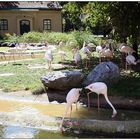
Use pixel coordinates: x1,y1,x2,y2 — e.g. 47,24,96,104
27,63,67,70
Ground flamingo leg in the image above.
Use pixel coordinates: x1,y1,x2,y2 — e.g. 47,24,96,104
76,102,78,111
97,94,100,112
60,103,70,128
87,93,90,111
70,105,72,118
125,62,127,70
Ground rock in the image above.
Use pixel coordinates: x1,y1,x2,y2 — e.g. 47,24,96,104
41,70,84,90
82,61,120,86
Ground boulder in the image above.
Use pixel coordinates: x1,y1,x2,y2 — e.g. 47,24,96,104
41,70,84,90
82,61,120,86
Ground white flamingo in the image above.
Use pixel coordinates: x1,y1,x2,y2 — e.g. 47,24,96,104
96,45,102,53
44,48,53,70
125,53,137,70
119,44,135,68
81,42,92,67
60,88,82,129
85,82,117,118
72,48,82,66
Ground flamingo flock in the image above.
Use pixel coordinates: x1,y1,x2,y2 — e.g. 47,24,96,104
42,41,139,131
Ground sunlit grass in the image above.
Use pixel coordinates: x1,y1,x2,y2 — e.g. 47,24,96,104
0,48,140,98
0,47,9,51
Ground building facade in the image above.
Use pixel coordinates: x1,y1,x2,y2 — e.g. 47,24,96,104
0,2,62,37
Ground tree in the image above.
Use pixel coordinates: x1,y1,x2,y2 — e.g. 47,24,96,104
60,2,87,32
82,2,111,36
107,2,140,59
60,2,140,58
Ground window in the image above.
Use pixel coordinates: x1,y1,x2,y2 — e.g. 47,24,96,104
43,19,51,30
0,19,8,30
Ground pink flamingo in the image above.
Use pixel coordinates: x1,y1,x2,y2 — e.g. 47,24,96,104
60,88,82,129
85,82,117,118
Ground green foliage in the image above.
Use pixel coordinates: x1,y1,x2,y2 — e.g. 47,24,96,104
3,33,19,43
62,2,83,31
2,31,102,50
21,31,42,43
43,32,69,44
83,2,109,27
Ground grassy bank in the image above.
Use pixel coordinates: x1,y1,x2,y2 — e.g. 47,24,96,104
0,49,140,99
0,30,140,99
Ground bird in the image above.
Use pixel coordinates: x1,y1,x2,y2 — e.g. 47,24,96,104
58,41,65,49
96,45,103,53
44,47,53,70
60,88,82,129
119,44,136,69
58,50,67,61
81,42,92,68
119,44,135,54
72,48,82,66
85,82,117,118
125,53,137,70
99,48,114,63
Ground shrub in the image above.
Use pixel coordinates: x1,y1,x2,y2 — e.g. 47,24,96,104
21,31,42,43
1,31,104,48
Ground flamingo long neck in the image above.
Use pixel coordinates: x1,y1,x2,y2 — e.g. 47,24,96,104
104,94,117,114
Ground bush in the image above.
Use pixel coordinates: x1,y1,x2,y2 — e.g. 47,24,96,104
3,33,19,43
21,31,42,43
1,31,104,48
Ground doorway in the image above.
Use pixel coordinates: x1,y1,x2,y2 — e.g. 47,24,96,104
20,20,30,35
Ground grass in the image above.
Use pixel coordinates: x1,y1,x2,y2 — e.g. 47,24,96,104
0,47,9,51
109,72,140,98
0,47,140,99
0,59,46,92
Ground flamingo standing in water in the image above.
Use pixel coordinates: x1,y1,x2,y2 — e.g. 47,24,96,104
60,88,82,129
85,82,117,118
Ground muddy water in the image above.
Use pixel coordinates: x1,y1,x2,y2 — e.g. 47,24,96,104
0,98,140,138
0,99,140,121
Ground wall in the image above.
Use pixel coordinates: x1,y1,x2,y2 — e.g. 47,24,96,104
0,9,62,37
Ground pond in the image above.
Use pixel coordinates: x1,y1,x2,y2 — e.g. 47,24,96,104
0,97,140,138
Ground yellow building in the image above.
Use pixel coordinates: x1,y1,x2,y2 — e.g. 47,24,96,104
0,1,62,37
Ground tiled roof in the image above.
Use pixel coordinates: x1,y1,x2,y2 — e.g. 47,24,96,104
0,1,62,10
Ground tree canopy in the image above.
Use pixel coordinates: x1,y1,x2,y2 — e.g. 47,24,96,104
60,2,140,57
